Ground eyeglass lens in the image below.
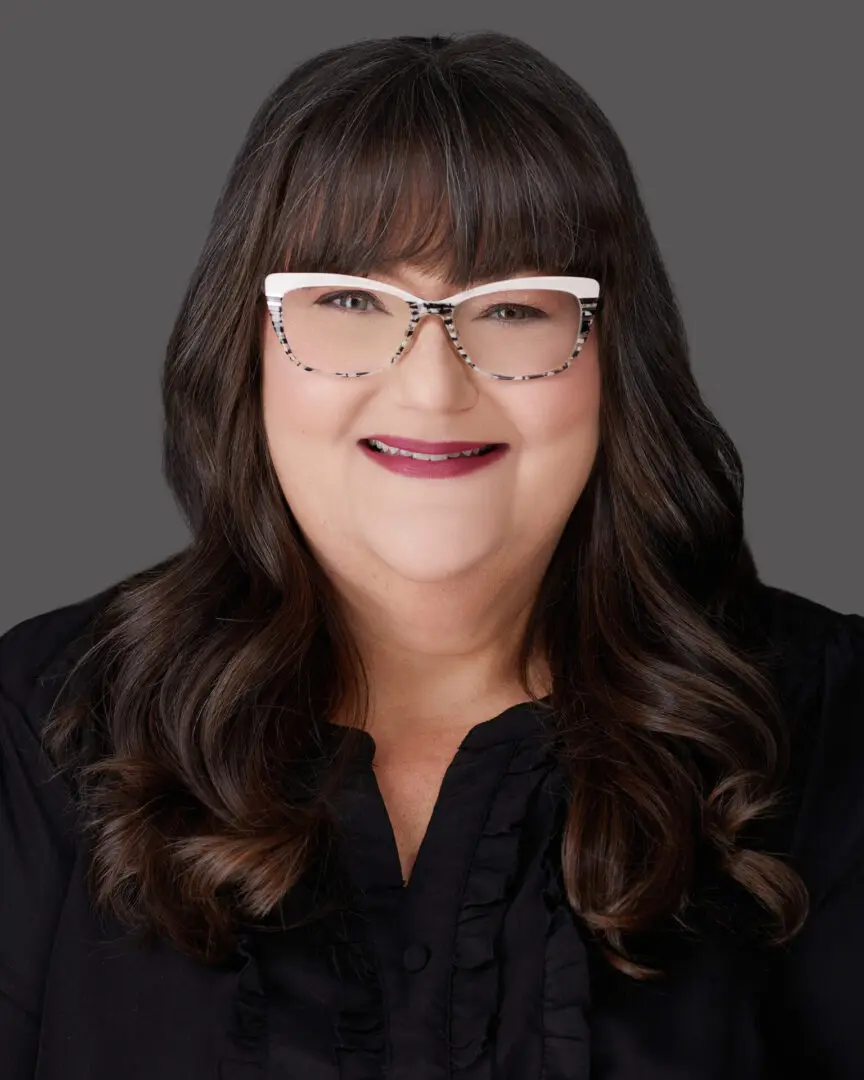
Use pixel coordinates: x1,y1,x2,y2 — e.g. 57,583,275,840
278,285,584,376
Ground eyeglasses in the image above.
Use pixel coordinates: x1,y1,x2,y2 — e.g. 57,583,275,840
262,273,601,380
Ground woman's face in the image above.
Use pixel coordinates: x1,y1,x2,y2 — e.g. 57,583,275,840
260,262,601,592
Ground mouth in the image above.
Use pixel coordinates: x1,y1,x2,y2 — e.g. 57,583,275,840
360,438,506,459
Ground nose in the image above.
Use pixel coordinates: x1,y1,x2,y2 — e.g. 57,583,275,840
402,311,462,361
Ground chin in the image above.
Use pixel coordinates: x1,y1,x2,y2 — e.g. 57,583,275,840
368,547,499,585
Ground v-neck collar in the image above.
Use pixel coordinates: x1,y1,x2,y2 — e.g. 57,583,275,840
329,696,560,900
325,694,555,765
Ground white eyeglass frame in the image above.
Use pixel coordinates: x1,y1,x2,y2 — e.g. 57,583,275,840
262,273,602,380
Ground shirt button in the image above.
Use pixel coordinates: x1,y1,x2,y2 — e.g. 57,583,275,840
402,943,431,972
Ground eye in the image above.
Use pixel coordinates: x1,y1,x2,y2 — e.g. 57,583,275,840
481,303,546,322
316,290,383,313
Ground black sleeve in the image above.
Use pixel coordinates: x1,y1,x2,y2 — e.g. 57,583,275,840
0,607,88,1078
0,689,77,1076
761,610,864,1078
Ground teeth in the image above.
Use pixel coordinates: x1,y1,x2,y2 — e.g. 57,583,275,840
368,439,490,461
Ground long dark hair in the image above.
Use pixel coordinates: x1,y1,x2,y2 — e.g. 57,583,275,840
43,31,808,980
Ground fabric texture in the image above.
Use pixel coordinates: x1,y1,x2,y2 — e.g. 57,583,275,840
1,581,862,1079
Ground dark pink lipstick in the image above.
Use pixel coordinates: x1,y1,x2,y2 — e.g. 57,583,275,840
359,435,509,479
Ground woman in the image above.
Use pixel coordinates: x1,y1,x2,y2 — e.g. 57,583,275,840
1,30,862,1080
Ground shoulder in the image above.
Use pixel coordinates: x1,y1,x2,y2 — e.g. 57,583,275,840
0,585,118,738
0,585,119,895
754,579,862,665
0,587,120,1032
754,581,863,740
0,585,118,854
751,581,864,902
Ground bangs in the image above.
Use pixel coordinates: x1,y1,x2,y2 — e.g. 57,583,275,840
269,62,611,287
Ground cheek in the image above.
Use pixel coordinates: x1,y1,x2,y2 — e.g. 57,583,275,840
515,344,601,506
260,312,341,438
261,347,332,501
262,343,349,445
522,338,601,444
260,343,367,530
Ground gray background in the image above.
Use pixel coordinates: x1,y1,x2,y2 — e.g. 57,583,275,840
2,2,861,633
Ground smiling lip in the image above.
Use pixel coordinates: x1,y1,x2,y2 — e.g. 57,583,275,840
360,440,508,478
361,435,505,453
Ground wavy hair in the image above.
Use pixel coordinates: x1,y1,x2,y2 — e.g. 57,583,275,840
43,31,809,980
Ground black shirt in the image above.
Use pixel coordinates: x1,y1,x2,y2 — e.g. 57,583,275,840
1,582,863,1079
